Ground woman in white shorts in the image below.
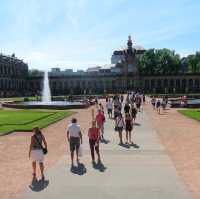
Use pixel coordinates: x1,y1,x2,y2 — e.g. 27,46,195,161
29,127,47,181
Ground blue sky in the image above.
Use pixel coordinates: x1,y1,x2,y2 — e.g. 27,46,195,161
0,0,200,70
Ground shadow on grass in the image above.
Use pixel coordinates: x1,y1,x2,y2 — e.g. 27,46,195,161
70,163,87,176
29,178,49,192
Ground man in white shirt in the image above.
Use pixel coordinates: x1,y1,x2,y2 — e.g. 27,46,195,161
67,118,83,166
106,99,113,119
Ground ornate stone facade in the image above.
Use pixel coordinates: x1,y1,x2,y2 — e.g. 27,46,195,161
0,54,28,97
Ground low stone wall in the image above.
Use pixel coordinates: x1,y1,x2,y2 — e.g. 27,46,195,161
2,102,90,110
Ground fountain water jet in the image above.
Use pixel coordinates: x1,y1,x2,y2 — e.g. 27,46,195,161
42,71,51,103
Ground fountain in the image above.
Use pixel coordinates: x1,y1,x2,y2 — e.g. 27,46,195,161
2,71,91,109
42,71,51,103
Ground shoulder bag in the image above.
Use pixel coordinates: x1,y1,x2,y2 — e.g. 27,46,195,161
34,134,48,155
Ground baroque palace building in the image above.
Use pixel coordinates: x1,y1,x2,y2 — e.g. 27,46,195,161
28,36,145,96
1,36,200,97
0,54,28,97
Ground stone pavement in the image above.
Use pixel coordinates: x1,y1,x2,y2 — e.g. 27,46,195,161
20,109,191,199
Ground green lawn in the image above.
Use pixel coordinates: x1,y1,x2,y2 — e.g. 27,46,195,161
0,97,37,102
0,110,73,135
178,109,200,122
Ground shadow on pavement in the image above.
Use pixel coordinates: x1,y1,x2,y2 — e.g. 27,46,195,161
130,143,140,149
100,138,110,144
93,161,107,172
29,178,49,192
134,123,141,126
70,163,87,175
118,143,130,149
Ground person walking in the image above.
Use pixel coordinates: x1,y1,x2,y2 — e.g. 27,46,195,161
115,113,125,145
151,97,156,109
67,118,83,166
88,121,101,164
143,94,146,104
124,102,130,114
120,95,124,103
114,105,119,120
96,109,105,139
131,103,137,123
135,95,142,112
95,97,98,108
29,127,47,181
156,99,161,114
99,103,104,112
161,97,167,111
118,101,122,113
125,113,133,144
106,99,113,119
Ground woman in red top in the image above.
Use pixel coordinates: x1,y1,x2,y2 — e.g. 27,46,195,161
96,109,105,139
88,120,101,164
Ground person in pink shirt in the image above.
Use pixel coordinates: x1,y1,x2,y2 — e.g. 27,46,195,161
96,109,105,139
88,120,101,164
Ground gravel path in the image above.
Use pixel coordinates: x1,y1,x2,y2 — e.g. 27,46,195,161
145,98,200,199
20,101,190,199
0,105,95,199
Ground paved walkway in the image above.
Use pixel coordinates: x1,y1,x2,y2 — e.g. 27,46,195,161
20,109,191,199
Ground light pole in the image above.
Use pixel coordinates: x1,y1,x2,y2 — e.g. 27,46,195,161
173,87,176,96
164,87,167,95
153,88,156,94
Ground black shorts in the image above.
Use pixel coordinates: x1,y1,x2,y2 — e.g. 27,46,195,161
126,125,133,131
108,109,112,114
114,112,118,119
70,137,80,152
156,103,161,108
136,104,140,108
117,126,123,132
132,113,136,119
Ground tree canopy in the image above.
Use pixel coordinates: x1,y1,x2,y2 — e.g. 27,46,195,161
139,49,200,75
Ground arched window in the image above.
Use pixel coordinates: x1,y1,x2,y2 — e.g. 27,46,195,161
87,81,91,88
195,79,200,89
157,79,162,88
176,79,180,88
189,79,193,88
59,81,63,90
151,79,155,89
64,81,68,89
145,80,149,89
163,79,168,87
70,81,74,88
170,79,174,88
53,82,57,90
182,79,187,88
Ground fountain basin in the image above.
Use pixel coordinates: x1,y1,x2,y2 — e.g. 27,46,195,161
2,100,90,110
170,99,200,108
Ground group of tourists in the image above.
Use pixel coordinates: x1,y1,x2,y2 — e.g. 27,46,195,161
151,96,168,114
111,93,144,145
29,93,144,181
180,95,188,107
